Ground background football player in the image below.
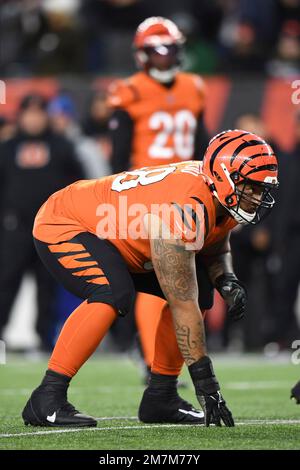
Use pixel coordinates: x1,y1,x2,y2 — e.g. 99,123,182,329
291,380,300,404
107,17,210,379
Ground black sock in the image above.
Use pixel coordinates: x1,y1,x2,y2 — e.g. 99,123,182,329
39,369,71,392
147,372,178,397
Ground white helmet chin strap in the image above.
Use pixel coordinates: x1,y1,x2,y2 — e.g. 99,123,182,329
209,183,256,225
227,206,256,225
149,66,179,83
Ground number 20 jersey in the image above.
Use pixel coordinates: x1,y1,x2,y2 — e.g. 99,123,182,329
107,71,206,168
33,162,237,273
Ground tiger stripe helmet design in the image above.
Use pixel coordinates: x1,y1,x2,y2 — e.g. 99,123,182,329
134,17,185,49
202,129,279,225
133,17,185,83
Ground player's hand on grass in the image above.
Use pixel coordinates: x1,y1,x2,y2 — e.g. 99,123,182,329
291,381,300,404
215,273,247,321
196,390,234,427
188,356,235,427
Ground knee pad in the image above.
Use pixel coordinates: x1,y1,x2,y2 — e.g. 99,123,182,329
113,287,136,317
87,284,135,317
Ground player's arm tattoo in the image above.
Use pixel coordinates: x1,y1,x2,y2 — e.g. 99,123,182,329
152,237,198,301
174,321,206,365
151,236,206,364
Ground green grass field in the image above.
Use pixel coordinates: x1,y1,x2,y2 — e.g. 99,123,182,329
0,354,300,450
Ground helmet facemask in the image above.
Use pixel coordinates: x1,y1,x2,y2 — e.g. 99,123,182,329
224,172,278,225
133,17,185,84
136,43,183,83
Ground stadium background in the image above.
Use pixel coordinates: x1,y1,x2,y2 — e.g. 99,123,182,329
1,0,300,452
0,1,299,374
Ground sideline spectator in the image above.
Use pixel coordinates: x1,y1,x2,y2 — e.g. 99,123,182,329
48,92,110,178
0,93,84,351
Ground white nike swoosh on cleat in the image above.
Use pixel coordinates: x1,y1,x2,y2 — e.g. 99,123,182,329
178,408,204,418
46,412,56,423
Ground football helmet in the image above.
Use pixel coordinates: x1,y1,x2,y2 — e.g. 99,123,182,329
202,129,279,225
133,17,185,84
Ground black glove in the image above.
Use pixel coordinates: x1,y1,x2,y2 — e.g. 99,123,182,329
215,273,247,321
188,356,234,427
291,380,300,404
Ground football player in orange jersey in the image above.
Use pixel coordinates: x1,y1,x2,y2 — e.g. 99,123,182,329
107,17,209,379
108,16,209,172
22,130,278,427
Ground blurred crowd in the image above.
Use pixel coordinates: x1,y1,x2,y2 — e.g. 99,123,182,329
0,1,299,360
0,90,111,352
222,113,300,353
0,0,300,77
0,88,299,356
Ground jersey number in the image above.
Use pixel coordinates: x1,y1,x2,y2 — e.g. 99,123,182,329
148,110,197,160
112,166,176,192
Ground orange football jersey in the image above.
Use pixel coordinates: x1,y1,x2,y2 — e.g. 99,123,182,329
107,71,206,169
33,162,236,273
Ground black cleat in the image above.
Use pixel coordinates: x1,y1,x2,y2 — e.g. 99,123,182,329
291,380,300,404
138,387,204,424
22,370,97,427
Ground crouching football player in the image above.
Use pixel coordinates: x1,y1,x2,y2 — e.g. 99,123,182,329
22,130,278,427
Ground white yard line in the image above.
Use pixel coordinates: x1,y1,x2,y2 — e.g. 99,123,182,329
95,417,137,421
224,381,292,390
1,352,294,369
0,386,140,396
0,380,294,396
1,419,300,439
